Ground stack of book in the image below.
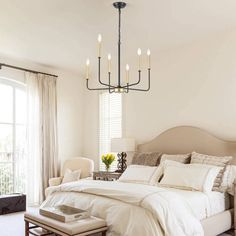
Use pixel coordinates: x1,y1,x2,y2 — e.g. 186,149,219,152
39,205,90,223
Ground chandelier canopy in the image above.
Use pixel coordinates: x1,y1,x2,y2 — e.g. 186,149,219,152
85,1,151,93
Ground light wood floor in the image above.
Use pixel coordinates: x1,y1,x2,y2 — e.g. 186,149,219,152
0,210,234,236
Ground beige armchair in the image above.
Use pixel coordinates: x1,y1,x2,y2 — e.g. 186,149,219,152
45,157,94,197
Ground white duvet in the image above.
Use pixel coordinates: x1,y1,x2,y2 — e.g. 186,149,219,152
42,180,204,236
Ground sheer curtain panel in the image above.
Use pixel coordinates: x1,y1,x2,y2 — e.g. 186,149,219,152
26,72,58,205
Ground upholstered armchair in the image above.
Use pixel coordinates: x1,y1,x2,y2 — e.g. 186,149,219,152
45,157,94,197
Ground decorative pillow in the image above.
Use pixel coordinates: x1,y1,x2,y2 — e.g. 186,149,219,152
150,165,163,184
132,152,162,166
190,152,232,192
155,159,183,183
159,161,221,193
160,153,191,164
62,169,81,184
118,165,160,185
221,165,236,194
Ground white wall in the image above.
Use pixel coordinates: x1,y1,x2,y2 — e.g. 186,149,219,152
83,30,236,170
57,70,84,164
0,54,84,165
82,90,100,168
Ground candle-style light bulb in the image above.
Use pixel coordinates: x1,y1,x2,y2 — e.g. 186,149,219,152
137,48,142,70
86,59,90,79
125,64,129,83
147,49,151,68
97,34,102,57
98,34,102,43
137,48,142,56
108,54,111,72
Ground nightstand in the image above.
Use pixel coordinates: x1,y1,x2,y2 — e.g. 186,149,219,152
93,171,122,181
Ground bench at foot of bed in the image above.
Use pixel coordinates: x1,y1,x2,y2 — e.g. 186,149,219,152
24,208,108,236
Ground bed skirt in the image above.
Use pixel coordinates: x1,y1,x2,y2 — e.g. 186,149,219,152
201,209,233,236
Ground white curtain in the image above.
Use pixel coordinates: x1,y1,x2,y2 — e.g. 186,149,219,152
25,72,58,206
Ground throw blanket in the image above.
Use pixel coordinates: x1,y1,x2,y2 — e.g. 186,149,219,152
42,180,204,236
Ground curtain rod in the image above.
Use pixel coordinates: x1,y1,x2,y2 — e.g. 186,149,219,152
0,63,58,78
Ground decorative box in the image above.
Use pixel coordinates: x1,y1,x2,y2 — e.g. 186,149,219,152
0,193,26,214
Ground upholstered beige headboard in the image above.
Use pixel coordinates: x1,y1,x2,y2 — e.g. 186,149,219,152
137,126,236,164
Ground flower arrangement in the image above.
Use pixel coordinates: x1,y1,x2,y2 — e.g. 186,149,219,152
101,153,115,171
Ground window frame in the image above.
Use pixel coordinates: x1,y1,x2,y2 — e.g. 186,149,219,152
0,77,26,194
99,91,123,171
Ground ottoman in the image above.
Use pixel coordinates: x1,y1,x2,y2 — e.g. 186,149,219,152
24,209,108,236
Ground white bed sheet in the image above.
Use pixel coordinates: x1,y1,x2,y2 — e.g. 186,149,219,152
44,180,204,236
44,180,230,235
166,188,230,220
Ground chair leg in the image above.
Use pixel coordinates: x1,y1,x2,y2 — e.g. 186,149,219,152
101,231,106,236
25,220,29,236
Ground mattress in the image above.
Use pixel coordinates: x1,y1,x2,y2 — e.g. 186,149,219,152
166,188,230,220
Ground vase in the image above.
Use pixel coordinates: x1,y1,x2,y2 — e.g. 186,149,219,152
105,166,110,172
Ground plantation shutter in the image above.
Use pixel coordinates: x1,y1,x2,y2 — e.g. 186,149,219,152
99,92,122,171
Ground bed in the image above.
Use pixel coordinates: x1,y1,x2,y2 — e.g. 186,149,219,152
43,126,236,236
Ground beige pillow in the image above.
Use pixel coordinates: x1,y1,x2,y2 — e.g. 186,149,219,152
62,168,81,184
190,152,232,192
159,161,221,193
132,152,162,166
160,153,191,164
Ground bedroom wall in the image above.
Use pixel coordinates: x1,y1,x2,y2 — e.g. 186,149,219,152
57,70,84,164
0,54,84,165
82,30,236,170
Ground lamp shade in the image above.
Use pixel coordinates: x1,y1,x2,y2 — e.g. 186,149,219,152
111,138,135,152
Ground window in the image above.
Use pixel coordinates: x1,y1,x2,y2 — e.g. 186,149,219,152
0,78,27,194
99,92,122,171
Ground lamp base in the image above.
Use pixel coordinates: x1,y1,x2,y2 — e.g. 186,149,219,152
116,152,127,173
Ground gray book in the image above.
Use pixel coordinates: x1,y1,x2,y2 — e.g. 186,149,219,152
39,205,90,223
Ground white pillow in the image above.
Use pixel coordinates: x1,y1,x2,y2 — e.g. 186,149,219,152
153,160,180,183
159,161,221,193
62,168,81,184
118,165,160,185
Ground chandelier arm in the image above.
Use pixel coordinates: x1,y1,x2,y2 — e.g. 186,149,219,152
128,69,150,91
109,89,115,93
108,72,112,93
122,70,141,88
125,83,129,93
86,79,111,91
97,57,116,88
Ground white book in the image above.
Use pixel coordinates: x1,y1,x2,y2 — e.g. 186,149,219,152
39,205,90,223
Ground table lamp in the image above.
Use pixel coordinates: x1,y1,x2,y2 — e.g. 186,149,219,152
111,138,135,173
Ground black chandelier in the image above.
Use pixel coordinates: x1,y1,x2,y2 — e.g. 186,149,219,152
85,2,151,93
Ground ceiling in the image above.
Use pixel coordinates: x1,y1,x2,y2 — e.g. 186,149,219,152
0,0,236,74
